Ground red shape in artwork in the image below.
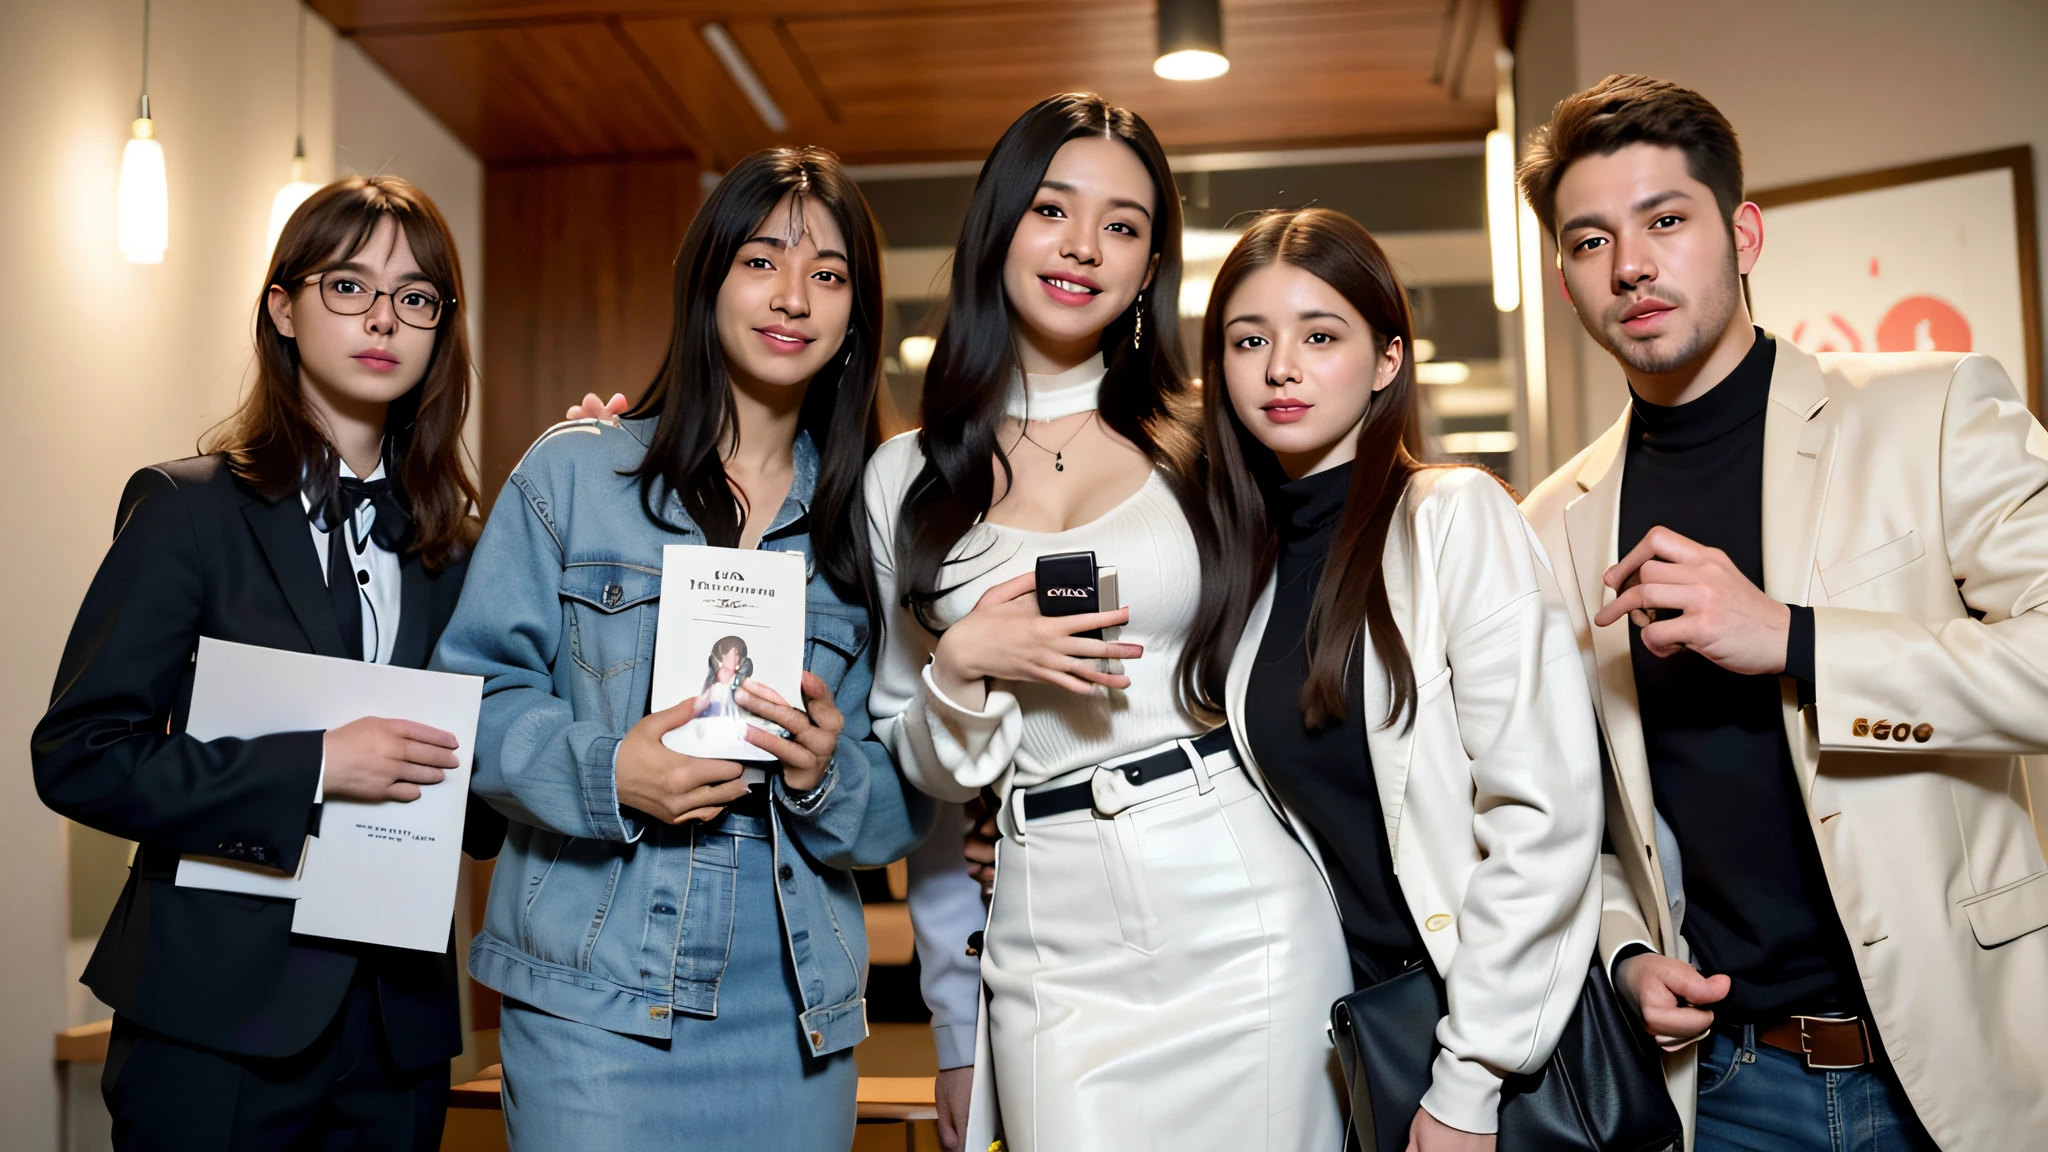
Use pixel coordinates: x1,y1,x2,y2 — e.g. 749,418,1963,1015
1876,295,1971,353
1792,314,1863,353
1869,257,1880,278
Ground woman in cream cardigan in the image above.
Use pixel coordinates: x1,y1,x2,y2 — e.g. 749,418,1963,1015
1190,207,1607,1149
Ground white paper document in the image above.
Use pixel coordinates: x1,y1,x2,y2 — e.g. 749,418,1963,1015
174,637,483,952
651,545,806,775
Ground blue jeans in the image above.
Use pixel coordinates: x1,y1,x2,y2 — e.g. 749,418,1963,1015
496,813,857,1151
1694,1028,1937,1152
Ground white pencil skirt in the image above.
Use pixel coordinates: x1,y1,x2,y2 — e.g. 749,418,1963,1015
983,763,1352,1152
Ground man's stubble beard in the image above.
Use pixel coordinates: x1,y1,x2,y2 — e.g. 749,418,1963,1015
1585,259,1742,380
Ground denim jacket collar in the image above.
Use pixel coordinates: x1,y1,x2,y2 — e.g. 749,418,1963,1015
617,418,818,541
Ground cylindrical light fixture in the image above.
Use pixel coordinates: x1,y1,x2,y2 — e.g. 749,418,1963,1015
119,0,167,264
1154,0,1229,81
1485,49,1519,312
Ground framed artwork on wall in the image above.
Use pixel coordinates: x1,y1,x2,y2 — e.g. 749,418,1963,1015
1747,147,2041,416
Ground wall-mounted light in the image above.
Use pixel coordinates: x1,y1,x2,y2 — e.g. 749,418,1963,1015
899,336,935,373
1485,49,1518,312
118,0,168,264
1416,361,1472,386
1154,0,1229,81
266,4,319,258
702,23,788,133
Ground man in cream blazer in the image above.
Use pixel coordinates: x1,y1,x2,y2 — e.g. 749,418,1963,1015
1518,76,2048,1151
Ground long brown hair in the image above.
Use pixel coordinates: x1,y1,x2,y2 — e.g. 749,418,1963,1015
1188,208,1428,729
205,175,479,571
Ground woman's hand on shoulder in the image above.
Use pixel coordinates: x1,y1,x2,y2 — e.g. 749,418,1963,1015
322,717,460,802
563,392,628,425
615,697,751,824
930,572,1142,701
1407,1107,1494,1152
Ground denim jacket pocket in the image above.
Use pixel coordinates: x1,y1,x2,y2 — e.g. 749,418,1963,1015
560,561,660,730
803,603,870,699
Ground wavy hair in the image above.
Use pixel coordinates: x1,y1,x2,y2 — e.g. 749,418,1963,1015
206,175,479,570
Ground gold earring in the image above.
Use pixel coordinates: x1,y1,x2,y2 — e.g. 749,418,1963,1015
1132,293,1145,349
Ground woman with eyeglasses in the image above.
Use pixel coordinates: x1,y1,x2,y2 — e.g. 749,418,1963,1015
33,176,504,1150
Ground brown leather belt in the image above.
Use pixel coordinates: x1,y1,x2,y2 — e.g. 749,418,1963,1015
1754,1015,1873,1070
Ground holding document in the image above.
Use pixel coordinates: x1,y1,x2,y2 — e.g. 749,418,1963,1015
32,178,503,1152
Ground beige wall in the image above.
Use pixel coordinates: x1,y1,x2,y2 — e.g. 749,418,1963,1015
1524,0,2048,460
0,2,478,1144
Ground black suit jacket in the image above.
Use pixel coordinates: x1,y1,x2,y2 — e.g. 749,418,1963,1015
32,455,504,1068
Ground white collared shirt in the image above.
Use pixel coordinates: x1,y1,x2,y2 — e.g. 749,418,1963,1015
301,456,404,803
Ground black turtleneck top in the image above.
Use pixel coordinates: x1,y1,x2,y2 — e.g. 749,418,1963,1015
1619,329,1860,1023
1245,461,1426,988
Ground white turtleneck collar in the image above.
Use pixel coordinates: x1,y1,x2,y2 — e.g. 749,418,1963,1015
1003,353,1105,422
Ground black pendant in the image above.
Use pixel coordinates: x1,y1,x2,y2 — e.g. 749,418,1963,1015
1055,452,1064,472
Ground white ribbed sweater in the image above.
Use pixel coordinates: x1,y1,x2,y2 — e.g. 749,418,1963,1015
864,429,1213,800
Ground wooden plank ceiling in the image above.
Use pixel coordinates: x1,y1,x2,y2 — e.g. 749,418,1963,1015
310,0,1503,167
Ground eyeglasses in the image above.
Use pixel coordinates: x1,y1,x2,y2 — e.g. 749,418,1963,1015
304,272,450,330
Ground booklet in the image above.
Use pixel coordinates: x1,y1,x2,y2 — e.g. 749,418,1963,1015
173,637,482,953
650,544,807,770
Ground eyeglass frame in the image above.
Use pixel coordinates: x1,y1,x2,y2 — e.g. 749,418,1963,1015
290,270,455,330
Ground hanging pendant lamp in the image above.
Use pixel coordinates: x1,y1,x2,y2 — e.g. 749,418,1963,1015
118,0,168,264
267,4,320,257
1154,0,1230,81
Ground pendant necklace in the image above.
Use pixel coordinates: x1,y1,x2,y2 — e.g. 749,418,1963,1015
1017,410,1098,472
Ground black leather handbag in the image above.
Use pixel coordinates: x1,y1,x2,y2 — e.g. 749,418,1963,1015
1330,957,1681,1152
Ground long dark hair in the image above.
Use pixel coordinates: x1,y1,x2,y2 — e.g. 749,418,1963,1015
206,175,479,571
1190,208,1431,730
896,93,1215,701
624,147,886,617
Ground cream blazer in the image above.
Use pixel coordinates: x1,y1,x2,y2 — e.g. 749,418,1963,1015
1521,340,2048,1151
1226,466,1605,1133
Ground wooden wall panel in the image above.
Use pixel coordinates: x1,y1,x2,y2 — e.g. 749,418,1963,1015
481,158,702,504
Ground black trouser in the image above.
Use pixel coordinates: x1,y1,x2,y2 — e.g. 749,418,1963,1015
102,972,449,1151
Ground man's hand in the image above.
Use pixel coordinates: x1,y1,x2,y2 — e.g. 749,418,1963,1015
1616,951,1730,1051
933,1065,973,1152
1407,1106,1494,1152
1594,526,1791,674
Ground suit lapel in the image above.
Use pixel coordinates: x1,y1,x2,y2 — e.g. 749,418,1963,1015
389,557,432,670
1561,411,1659,840
243,493,349,659
1760,338,1836,606
1760,338,1837,795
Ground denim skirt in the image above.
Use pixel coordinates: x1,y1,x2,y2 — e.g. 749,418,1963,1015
497,813,857,1150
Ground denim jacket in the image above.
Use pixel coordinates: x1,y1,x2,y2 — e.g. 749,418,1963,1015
432,418,928,1056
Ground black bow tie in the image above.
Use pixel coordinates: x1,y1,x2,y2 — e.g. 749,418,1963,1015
312,475,413,555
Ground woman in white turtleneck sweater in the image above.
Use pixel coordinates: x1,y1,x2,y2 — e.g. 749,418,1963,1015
867,94,1350,1152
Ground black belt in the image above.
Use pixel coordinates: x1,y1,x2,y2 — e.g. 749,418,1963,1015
1021,727,1235,822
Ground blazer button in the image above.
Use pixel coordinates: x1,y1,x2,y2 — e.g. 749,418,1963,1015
1425,913,1452,932
1892,722,1911,742
1870,720,1893,740
1912,723,1934,743
809,1030,824,1049
1851,718,1870,738
779,863,794,881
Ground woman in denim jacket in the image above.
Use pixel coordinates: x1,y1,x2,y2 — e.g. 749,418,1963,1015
432,148,928,1150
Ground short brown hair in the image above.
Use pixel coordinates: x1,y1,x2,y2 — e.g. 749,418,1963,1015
1518,75,1744,238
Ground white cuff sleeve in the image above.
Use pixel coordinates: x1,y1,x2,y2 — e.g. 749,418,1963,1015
313,752,325,805
904,662,1023,795
1421,1049,1504,1135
